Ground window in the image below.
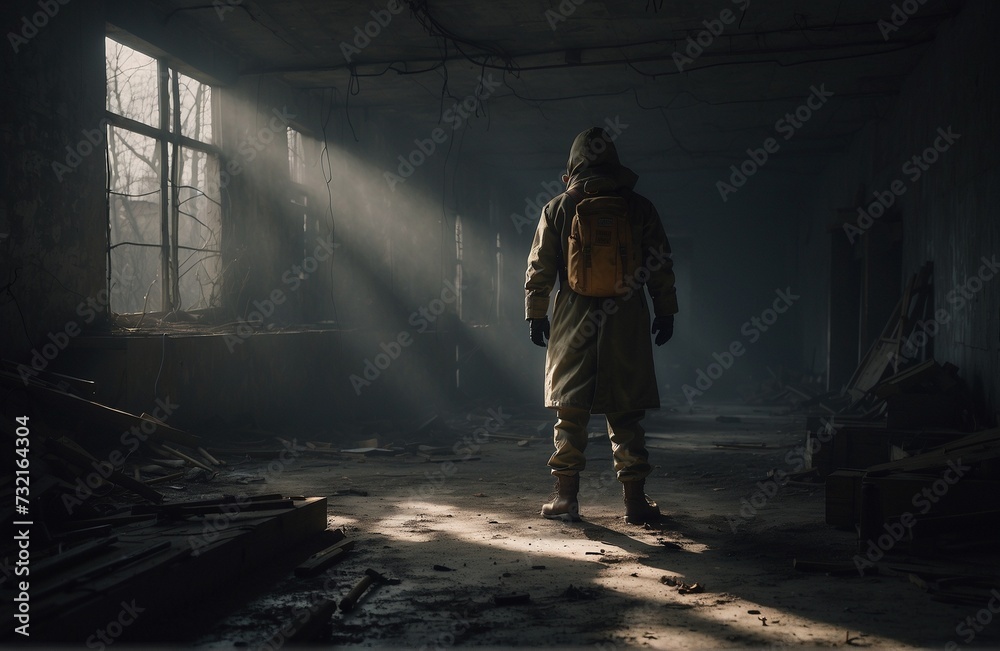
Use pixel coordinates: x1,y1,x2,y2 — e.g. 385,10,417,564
105,37,221,315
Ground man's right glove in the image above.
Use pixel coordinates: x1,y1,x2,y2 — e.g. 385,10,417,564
529,317,550,347
651,315,674,346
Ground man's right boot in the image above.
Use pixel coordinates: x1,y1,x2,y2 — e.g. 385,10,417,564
541,474,581,522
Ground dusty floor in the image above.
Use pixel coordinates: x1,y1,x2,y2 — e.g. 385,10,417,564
144,402,999,649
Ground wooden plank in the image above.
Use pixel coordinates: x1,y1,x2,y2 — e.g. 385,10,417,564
874,360,939,398
857,474,1000,545
34,540,173,600
845,262,933,405
32,536,119,579
159,443,217,472
0,372,200,447
845,275,912,402
45,436,164,504
866,427,1000,475
130,493,284,515
33,497,327,643
0,360,97,396
295,530,355,577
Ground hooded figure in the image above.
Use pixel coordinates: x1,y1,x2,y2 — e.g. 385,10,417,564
524,126,678,524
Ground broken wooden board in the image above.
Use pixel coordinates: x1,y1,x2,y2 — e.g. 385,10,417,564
31,497,327,644
859,473,1000,529
874,360,939,398
0,372,200,447
866,427,1000,476
0,359,97,396
418,454,481,463
340,447,400,456
844,262,932,406
808,425,968,477
45,435,164,504
295,535,355,577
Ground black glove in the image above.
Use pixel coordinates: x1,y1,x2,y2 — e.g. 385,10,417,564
651,315,674,346
529,317,550,347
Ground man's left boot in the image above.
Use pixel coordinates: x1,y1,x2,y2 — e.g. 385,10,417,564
623,479,660,525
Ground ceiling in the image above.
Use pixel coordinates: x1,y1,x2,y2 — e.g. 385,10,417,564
145,0,964,175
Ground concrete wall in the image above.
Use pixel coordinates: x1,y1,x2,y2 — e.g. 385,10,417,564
1,0,109,361
61,328,458,434
797,0,1000,423
1,0,498,428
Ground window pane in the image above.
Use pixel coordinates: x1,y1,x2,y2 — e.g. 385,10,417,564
108,127,162,314
177,71,213,142
176,149,222,310
288,127,306,184
106,38,159,128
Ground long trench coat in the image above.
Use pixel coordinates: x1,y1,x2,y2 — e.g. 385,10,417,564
524,137,678,414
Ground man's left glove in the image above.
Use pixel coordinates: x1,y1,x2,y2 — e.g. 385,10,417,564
651,315,674,346
529,317,550,347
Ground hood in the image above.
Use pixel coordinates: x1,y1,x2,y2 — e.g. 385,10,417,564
565,126,638,193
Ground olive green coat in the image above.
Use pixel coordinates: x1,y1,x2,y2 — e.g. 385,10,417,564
524,144,677,414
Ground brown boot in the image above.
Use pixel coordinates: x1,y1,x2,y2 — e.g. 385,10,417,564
541,474,581,522
623,479,660,525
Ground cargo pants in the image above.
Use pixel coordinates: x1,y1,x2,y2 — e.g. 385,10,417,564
547,406,652,481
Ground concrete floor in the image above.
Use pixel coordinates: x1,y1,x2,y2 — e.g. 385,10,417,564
151,402,999,649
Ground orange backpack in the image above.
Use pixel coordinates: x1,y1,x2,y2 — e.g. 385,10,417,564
566,190,635,297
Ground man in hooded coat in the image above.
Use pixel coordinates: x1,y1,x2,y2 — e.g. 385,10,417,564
524,126,678,524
